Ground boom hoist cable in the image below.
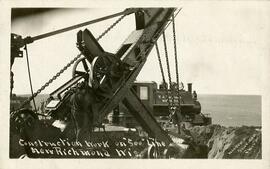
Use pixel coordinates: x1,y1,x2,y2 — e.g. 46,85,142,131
10,11,130,117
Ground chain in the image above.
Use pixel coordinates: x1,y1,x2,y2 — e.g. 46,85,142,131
11,13,128,116
10,53,82,117
96,13,127,40
162,32,175,111
155,43,166,85
171,12,183,134
155,39,174,122
162,32,172,91
172,13,182,109
155,43,171,109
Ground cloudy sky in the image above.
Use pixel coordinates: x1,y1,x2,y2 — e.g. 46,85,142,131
10,3,270,95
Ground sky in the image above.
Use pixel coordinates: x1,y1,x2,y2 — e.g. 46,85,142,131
10,4,270,95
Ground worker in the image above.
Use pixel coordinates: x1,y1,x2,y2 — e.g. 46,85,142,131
179,82,184,91
159,82,168,90
69,82,95,141
193,90,197,100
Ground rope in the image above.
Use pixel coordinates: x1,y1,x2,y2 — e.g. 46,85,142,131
24,44,37,113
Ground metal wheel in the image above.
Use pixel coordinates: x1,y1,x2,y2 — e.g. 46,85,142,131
163,143,181,158
92,56,112,85
147,145,159,158
72,57,91,77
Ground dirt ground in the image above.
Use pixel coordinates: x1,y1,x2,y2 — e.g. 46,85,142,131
188,125,261,159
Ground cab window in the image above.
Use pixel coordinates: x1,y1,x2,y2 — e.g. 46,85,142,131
140,86,148,100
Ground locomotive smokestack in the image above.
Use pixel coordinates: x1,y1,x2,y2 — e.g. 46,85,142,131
187,83,192,93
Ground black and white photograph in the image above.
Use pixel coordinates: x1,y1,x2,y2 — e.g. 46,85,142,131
1,1,270,168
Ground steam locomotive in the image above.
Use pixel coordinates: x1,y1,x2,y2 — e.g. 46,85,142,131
111,81,212,127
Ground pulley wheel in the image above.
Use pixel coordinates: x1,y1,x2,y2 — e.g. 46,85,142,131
92,55,112,84
91,55,117,90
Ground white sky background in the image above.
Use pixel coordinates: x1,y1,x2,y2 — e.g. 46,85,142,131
11,4,270,95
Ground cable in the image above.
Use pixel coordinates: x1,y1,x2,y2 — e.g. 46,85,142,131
24,8,138,43
24,44,37,113
164,8,182,31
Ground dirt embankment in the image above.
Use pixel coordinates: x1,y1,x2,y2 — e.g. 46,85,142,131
188,125,261,159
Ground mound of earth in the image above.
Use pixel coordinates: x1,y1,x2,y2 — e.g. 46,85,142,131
188,125,261,159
